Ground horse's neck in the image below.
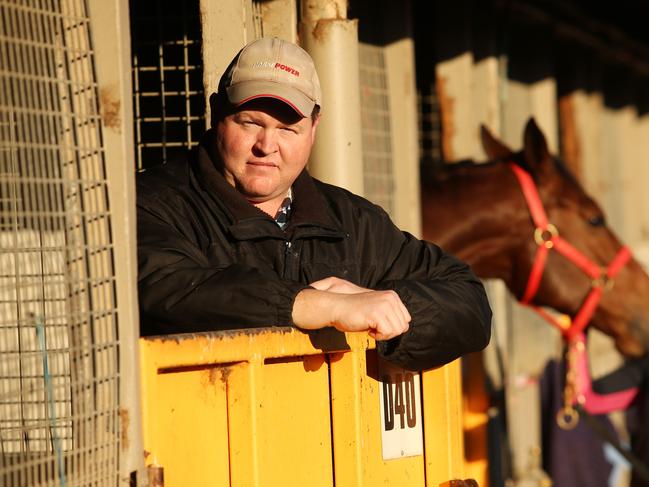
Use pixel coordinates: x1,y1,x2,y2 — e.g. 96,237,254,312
421,161,529,283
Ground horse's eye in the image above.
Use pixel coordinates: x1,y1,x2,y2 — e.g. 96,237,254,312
588,215,605,227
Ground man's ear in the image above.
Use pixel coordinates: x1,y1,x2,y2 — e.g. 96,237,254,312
209,92,234,127
209,93,219,127
310,111,321,141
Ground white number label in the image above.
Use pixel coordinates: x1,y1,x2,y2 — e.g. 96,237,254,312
378,359,423,460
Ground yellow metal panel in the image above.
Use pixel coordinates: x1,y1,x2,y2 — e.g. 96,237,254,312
140,345,231,486
226,361,260,487
140,328,467,486
329,350,364,486
422,359,466,486
257,355,333,486
462,352,489,486
158,366,230,486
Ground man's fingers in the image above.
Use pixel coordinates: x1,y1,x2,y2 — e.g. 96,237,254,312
366,291,410,340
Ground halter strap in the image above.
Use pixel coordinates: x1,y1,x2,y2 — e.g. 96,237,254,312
508,162,636,415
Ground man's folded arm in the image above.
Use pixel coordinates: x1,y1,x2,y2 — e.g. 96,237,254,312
137,206,308,335
374,228,493,371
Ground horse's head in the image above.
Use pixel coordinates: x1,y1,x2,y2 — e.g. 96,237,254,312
481,118,649,357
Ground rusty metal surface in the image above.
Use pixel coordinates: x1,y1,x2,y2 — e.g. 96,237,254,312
147,465,164,487
440,479,479,487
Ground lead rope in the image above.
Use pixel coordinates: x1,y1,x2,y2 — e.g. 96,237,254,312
556,336,581,430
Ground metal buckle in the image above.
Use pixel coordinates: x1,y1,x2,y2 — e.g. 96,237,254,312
591,268,615,290
534,223,558,249
556,406,580,430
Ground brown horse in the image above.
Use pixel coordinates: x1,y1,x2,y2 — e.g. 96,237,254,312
421,118,649,358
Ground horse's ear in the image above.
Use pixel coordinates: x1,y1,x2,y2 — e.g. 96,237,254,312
523,118,551,170
480,124,512,160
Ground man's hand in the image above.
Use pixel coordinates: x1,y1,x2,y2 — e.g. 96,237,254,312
292,277,411,340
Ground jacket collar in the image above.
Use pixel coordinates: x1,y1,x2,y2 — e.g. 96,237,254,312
191,130,345,241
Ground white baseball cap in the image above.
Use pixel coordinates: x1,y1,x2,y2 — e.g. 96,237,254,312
219,37,322,118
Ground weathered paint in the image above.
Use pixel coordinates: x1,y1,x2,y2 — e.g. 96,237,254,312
140,327,467,486
119,407,130,452
436,73,456,162
100,85,122,132
558,94,582,178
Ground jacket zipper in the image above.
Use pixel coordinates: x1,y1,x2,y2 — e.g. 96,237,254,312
283,240,292,279
283,239,302,280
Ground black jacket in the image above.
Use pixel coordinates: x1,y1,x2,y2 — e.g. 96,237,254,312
136,133,492,371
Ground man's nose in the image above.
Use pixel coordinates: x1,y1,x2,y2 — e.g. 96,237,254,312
253,129,278,155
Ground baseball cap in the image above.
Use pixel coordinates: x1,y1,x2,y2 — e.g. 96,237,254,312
219,37,322,118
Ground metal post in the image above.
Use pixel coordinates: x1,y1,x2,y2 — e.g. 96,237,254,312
299,0,364,195
88,0,144,484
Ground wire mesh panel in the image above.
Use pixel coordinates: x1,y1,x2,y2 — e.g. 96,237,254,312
130,0,205,171
417,84,443,169
0,0,119,485
358,43,394,216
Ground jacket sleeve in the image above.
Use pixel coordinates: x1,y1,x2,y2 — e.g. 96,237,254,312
369,211,492,371
137,196,309,335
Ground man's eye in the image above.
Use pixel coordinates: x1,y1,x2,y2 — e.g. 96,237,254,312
588,215,605,227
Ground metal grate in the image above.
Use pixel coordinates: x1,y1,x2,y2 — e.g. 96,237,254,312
130,0,205,170
358,43,394,216
0,0,119,485
417,83,443,168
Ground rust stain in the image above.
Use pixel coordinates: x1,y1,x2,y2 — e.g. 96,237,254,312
304,0,346,21
311,18,333,42
147,465,164,487
558,94,582,178
100,85,121,132
310,18,356,42
148,326,296,344
435,73,455,161
207,367,219,385
219,365,232,385
199,365,232,391
119,407,130,451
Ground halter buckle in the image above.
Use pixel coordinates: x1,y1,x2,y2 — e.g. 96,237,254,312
591,269,615,290
534,223,559,249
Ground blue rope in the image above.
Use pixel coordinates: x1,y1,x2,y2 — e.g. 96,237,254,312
35,315,67,487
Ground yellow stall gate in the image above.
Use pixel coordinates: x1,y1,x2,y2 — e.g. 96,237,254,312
140,327,473,487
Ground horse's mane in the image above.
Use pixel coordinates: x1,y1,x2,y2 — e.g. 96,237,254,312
421,158,499,184
421,153,581,189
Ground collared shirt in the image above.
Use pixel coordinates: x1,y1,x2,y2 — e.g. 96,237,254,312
274,188,292,230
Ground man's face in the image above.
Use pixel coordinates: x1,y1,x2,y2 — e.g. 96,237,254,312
215,98,319,204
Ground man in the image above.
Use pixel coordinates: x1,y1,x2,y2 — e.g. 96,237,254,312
137,37,492,371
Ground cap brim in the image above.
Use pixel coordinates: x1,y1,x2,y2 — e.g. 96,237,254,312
227,81,316,118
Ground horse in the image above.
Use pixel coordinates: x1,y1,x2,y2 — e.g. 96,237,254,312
421,118,649,357
419,118,649,485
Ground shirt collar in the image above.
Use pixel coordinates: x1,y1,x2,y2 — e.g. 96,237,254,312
274,188,292,230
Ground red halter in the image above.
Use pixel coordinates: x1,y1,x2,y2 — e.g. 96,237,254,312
509,162,631,339
509,162,636,419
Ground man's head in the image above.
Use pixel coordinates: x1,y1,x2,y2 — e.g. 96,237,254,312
211,38,322,212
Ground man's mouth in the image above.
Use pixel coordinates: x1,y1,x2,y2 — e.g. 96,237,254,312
248,161,278,168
